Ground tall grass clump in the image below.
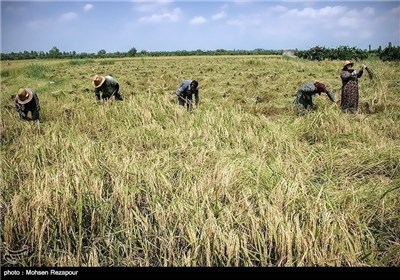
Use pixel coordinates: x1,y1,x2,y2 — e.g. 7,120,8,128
26,64,48,79
69,59,95,66
1,70,11,78
99,60,115,65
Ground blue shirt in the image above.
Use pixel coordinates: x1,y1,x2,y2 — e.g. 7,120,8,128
176,80,199,102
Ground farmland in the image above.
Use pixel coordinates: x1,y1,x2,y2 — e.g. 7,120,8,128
1,55,399,266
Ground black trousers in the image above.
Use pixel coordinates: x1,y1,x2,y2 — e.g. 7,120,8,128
99,84,124,101
19,107,40,121
178,95,193,111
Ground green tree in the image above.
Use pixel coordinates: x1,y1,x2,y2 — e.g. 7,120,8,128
48,46,61,58
380,45,400,61
128,47,137,57
97,49,107,56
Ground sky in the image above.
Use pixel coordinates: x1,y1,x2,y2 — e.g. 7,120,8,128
1,0,399,53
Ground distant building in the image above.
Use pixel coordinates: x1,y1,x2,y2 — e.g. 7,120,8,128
282,50,298,58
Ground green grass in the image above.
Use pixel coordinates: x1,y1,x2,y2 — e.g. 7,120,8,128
69,59,96,66
98,60,115,65
26,64,48,80
1,56,399,266
1,70,10,78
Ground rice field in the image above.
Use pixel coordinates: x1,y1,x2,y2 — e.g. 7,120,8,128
1,55,399,266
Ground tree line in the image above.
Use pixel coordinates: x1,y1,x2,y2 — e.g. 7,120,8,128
295,43,400,62
1,43,399,61
0,46,281,61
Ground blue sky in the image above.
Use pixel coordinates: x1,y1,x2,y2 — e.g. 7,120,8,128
1,1,399,53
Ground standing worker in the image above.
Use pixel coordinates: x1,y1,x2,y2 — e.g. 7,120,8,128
340,61,366,113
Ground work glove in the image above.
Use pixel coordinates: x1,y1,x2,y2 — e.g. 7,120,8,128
351,70,358,76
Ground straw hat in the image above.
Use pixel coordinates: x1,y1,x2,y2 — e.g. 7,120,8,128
344,60,354,67
92,75,106,88
16,88,33,105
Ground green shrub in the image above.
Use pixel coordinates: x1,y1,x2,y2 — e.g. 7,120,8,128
27,64,47,79
1,70,10,77
99,60,115,65
379,46,400,61
69,59,95,65
296,45,368,61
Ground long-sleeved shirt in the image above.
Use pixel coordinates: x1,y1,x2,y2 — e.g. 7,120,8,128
295,82,319,104
340,68,364,112
15,89,40,120
294,82,324,115
95,76,120,100
176,80,199,104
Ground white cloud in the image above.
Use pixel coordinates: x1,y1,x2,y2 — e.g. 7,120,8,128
283,6,346,19
59,12,78,22
138,8,181,23
190,16,207,25
133,0,173,13
319,6,347,17
337,8,373,30
261,4,382,45
84,4,93,12
285,7,318,18
362,7,374,16
212,11,227,20
338,16,363,29
346,8,360,18
278,5,375,33
391,6,400,15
